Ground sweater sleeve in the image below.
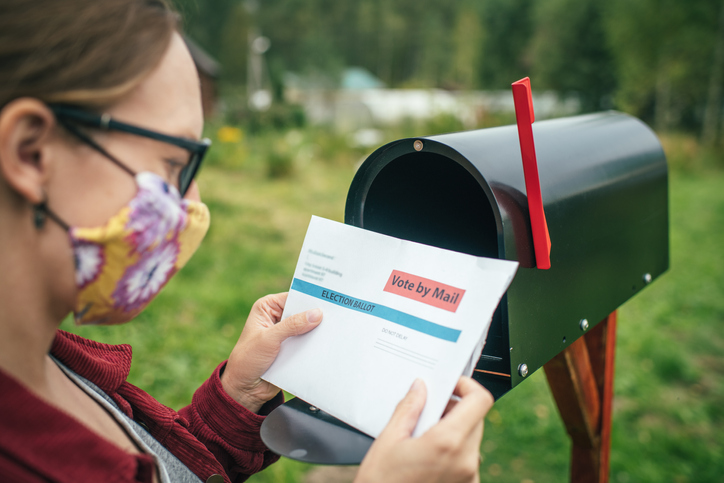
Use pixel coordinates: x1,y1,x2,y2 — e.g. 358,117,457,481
178,361,283,482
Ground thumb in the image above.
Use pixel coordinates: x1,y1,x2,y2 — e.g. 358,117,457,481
270,308,323,344
378,379,427,441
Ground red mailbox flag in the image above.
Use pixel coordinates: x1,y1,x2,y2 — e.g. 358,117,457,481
512,77,551,269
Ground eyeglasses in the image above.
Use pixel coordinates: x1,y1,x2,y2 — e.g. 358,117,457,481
49,104,211,197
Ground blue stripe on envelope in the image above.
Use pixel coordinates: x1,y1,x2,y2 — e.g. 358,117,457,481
291,278,461,343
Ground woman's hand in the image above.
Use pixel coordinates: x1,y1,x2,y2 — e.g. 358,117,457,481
220,292,323,413
355,377,493,483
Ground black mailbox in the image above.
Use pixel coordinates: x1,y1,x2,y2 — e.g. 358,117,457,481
260,111,669,465
344,111,669,399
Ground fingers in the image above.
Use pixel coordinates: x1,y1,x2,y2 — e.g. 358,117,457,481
264,291,289,309
252,292,289,324
378,379,427,441
436,377,493,435
269,308,323,344
453,377,494,412
463,419,484,462
442,394,461,416
462,419,484,480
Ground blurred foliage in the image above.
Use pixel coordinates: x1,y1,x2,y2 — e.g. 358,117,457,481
175,0,724,144
220,86,307,132
602,0,722,132
530,0,615,112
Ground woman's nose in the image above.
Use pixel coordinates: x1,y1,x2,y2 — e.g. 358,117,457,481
184,180,201,202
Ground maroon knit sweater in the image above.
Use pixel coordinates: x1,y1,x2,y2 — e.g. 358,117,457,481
0,330,282,483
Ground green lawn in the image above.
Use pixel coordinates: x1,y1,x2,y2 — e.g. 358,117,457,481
64,126,724,483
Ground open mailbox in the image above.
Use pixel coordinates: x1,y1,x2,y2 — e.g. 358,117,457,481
345,111,668,398
261,110,669,464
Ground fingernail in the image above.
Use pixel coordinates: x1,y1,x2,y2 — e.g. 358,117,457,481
410,378,424,392
306,308,323,323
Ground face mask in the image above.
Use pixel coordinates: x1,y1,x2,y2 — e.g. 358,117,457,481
69,172,210,325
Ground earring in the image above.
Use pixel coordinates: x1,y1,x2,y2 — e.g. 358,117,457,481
33,202,47,229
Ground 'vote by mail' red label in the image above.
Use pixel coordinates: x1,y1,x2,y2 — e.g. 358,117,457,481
383,270,466,313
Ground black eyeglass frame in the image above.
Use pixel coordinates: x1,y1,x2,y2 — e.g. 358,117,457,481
49,104,211,197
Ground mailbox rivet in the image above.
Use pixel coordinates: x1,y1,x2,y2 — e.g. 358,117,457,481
309,406,319,412
579,319,589,331
518,363,529,378
643,273,652,284
413,140,424,151
289,448,308,459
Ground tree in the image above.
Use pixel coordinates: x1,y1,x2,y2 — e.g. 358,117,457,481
702,0,724,145
530,0,615,112
451,5,484,89
477,0,535,89
603,0,720,132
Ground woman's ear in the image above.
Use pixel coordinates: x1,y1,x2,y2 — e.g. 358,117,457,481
0,98,57,205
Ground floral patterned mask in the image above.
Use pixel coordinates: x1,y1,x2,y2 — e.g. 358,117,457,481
70,172,210,325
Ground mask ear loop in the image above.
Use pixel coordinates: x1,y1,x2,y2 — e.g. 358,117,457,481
40,116,137,232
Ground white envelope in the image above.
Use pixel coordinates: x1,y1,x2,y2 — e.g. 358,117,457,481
262,216,518,438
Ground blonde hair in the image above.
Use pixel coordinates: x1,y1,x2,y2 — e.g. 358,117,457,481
0,0,178,110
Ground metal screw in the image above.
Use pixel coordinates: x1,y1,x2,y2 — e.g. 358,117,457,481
579,318,589,331
643,273,652,284
518,363,529,378
309,406,319,412
413,140,424,151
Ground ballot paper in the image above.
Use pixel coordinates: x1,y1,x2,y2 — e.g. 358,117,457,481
262,216,518,438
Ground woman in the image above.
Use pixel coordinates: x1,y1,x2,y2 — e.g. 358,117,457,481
0,1,494,482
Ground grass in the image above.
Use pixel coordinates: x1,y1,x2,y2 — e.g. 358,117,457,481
64,123,724,483
476,152,724,483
